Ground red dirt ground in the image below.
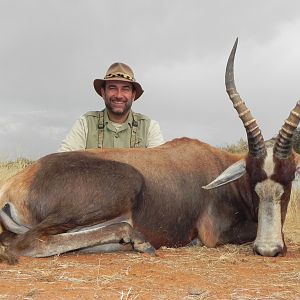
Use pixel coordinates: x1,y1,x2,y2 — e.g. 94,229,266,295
0,164,299,299
0,241,299,300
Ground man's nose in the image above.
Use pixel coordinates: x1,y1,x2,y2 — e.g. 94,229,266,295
115,89,123,99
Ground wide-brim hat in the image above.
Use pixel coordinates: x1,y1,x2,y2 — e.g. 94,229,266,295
94,62,144,101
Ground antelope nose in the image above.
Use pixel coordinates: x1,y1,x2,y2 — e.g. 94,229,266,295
253,244,283,257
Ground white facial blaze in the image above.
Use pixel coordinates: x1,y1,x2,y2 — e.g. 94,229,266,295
253,148,286,256
254,179,284,255
263,148,275,177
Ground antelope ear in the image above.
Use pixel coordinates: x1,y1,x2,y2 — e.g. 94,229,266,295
202,159,247,190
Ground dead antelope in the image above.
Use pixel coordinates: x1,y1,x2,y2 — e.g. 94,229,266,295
0,39,299,264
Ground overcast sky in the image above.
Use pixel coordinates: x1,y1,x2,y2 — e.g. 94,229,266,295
1,1,300,160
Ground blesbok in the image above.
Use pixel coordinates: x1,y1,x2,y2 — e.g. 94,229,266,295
0,39,299,264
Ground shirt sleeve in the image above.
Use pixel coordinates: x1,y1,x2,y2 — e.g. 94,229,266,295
57,116,88,152
146,120,164,148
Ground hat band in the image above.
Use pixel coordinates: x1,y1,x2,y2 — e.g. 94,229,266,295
104,72,135,81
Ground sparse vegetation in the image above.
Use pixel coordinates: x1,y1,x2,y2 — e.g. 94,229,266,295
293,128,300,154
222,130,300,154
0,157,34,187
0,154,299,299
221,138,248,153
0,157,33,169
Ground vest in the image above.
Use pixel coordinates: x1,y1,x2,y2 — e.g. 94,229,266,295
84,109,151,148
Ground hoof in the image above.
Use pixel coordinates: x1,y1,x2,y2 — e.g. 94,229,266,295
0,246,18,265
143,245,156,255
134,242,156,255
120,236,131,244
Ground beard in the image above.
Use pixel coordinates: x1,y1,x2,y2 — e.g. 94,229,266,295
104,97,133,116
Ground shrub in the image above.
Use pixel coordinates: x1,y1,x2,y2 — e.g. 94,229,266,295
221,138,248,154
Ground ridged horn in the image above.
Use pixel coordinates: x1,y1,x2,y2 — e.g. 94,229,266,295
274,101,300,159
225,38,266,158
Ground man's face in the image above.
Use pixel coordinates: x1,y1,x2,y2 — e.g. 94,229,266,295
101,80,136,116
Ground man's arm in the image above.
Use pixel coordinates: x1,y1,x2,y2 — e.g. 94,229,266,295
146,120,164,148
58,116,88,152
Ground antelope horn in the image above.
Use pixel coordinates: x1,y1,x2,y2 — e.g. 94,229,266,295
225,38,266,158
274,101,300,159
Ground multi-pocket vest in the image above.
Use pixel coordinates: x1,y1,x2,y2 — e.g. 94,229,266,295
84,110,151,148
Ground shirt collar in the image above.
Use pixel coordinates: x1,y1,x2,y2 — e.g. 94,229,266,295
103,108,134,132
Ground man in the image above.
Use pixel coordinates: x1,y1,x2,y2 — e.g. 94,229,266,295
58,62,164,151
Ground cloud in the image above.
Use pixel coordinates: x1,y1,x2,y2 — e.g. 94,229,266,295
0,110,69,159
1,1,300,159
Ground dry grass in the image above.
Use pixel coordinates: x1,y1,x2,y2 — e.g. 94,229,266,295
285,186,300,244
0,243,299,299
0,157,33,187
221,138,248,154
289,186,300,223
0,156,299,299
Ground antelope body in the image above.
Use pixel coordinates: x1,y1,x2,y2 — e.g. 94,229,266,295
0,39,299,263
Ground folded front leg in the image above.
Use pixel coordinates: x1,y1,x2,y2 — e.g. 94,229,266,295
10,222,155,258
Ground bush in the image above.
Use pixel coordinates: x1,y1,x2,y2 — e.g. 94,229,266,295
293,128,300,154
221,138,248,154
221,129,300,154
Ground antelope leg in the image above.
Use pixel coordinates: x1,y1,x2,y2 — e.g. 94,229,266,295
11,222,155,258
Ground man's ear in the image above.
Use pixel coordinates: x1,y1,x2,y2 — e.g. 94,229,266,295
100,87,105,97
132,89,136,101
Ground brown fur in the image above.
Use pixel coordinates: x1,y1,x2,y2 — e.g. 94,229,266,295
0,152,149,261
272,152,297,224
197,214,219,247
78,139,256,248
0,137,297,261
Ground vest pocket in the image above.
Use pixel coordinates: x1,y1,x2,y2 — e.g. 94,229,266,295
134,138,144,148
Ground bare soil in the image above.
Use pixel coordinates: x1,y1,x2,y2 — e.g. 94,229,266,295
0,239,299,300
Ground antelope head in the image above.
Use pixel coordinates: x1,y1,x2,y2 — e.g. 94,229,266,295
203,38,300,256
